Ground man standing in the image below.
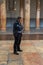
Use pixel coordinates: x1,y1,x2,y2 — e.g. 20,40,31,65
13,17,23,55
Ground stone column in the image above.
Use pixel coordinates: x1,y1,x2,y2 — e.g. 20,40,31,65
20,0,24,25
36,0,40,29
1,0,6,31
0,4,1,30
24,0,30,31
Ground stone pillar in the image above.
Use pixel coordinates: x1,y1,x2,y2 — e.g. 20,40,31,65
36,0,40,29
0,4,1,30
24,0,30,31
20,0,24,25
1,0,6,31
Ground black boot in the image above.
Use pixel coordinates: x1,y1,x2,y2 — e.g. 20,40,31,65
14,52,19,55
17,49,23,52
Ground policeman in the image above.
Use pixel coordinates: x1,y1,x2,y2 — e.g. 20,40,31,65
13,17,23,55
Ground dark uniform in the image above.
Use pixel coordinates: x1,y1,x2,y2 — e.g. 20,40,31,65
13,20,23,54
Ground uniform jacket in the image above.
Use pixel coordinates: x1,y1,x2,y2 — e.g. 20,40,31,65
13,20,23,36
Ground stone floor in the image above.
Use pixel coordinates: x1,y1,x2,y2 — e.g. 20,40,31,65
0,40,43,65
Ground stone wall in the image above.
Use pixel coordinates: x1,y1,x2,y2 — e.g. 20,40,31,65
40,0,43,18
30,0,36,19
6,0,20,18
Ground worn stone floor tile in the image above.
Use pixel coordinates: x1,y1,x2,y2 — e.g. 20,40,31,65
0,61,7,65
21,43,32,46
29,46,37,52
9,44,13,53
8,53,21,61
34,46,43,53
32,40,43,46
21,46,31,52
34,43,43,47
0,54,8,61
40,53,43,58
8,61,19,65
0,40,43,65
0,45,9,50
22,52,43,65
22,46,37,53
0,50,8,54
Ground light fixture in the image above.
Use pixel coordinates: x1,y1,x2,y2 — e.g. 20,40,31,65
14,8,16,11
14,1,16,4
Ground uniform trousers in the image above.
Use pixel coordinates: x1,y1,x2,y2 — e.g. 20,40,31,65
14,33,22,53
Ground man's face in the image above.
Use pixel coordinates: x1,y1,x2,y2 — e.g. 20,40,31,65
20,18,22,23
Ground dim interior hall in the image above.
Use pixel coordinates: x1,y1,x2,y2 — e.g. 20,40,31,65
0,0,43,33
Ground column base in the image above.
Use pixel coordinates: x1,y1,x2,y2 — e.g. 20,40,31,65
1,28,6,31
36,28,40,30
